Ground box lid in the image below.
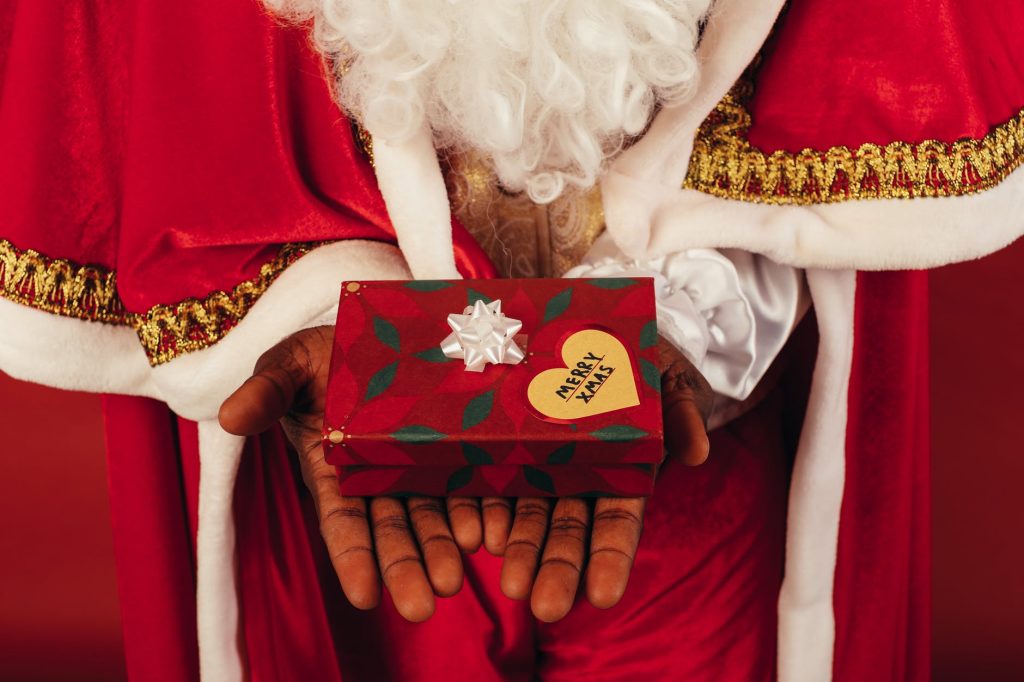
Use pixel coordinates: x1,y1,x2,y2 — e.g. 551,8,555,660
323,278,664,469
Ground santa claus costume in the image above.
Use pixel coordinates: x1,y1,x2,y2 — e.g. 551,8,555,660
1,0,1021,680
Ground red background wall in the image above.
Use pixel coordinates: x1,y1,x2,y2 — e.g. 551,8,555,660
0,239,1022,679
0,376,125,680
930,237,1024,680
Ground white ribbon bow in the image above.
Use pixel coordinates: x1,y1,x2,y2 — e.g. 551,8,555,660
440,299,525,372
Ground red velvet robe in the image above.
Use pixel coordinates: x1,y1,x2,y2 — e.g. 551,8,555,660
2,0,1021,680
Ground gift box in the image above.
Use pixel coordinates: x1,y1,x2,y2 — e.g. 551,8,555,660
322,278,664,497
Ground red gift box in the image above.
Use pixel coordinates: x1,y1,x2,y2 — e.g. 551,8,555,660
322,278,664,497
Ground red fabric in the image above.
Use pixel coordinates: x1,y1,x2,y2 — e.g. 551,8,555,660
325,278,663,498
748,8,957,673
750,0,1024,151
0,0,494,313
233,426,346,680
835,271,932,682
101,384,791,681
0,375,125,681
2,2,953,679
102,396,199,682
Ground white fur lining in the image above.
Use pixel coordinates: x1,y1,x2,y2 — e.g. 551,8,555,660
150,240,411,421
195,421,246,682
372,126,461,281
0,297,155,396
777,269,855,682
602,165,1024,271
608,0,787,190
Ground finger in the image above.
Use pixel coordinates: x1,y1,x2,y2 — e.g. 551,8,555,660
586,497,646,609
370,497,435,622
481,497,514,556
664,396,711,466
500,498,553,600
219,344,308,436
531,498,590,623
658,338,713,467
305,462,380,610
407,497,464,597
446,497,483,554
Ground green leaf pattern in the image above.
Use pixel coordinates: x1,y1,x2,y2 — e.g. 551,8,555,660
462,390,494,430
590,425,648,442
414,346,452,363
640,320,659,349
373,317,400,352
404,280,454,291
546,443,576,465
543,287,573,322
640,358,661,392
390,425,447,442
467,288,492,306
523,466,556,494
446,466,474,492
364,361,398,401
461,443,494,465
588,278,637,289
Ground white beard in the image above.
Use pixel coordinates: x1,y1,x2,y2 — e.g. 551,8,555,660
269,0,713,203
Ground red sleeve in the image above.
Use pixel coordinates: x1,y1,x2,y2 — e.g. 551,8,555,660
0,0,492,364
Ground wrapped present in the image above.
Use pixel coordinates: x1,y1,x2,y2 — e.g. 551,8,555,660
322,278,664,497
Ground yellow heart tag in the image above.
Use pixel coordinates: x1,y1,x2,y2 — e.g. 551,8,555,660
526,329,640,421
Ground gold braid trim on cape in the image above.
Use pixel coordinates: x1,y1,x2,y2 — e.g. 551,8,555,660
684,83,1024,204
0,239,314,366
0,240,131,326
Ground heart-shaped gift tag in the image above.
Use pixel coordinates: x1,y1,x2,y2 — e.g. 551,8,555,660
527,328,640,421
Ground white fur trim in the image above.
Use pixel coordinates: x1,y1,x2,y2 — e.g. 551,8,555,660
0,240,409,405
196,420,246,682
606,0,786,201
603,165,1024,270
372,126,461,280
777,269,856,682
0,297,157,396
151,240,411,421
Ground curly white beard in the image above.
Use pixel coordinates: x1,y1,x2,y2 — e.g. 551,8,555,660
269,0,712,203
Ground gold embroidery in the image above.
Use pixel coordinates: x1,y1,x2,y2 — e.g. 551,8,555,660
685,88,1024,204
446,151,546,278
135,243,315,365
0,239,315,366
0,239,130,325
352,121,375,167
445,152,606,278
547,186,605,276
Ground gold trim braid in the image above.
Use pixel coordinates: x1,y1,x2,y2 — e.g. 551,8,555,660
684,88,1024,204
136,243,314,365
0,239,130,325
0,239,315,366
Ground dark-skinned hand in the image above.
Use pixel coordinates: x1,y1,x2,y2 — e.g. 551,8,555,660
219,327,712,624
487,337,713,621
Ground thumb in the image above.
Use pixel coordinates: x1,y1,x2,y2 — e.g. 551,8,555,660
663,396,710,466
218,341,309,436
658,338,714,466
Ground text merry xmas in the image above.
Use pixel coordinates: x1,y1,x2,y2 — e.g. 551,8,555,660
554,352,614,404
